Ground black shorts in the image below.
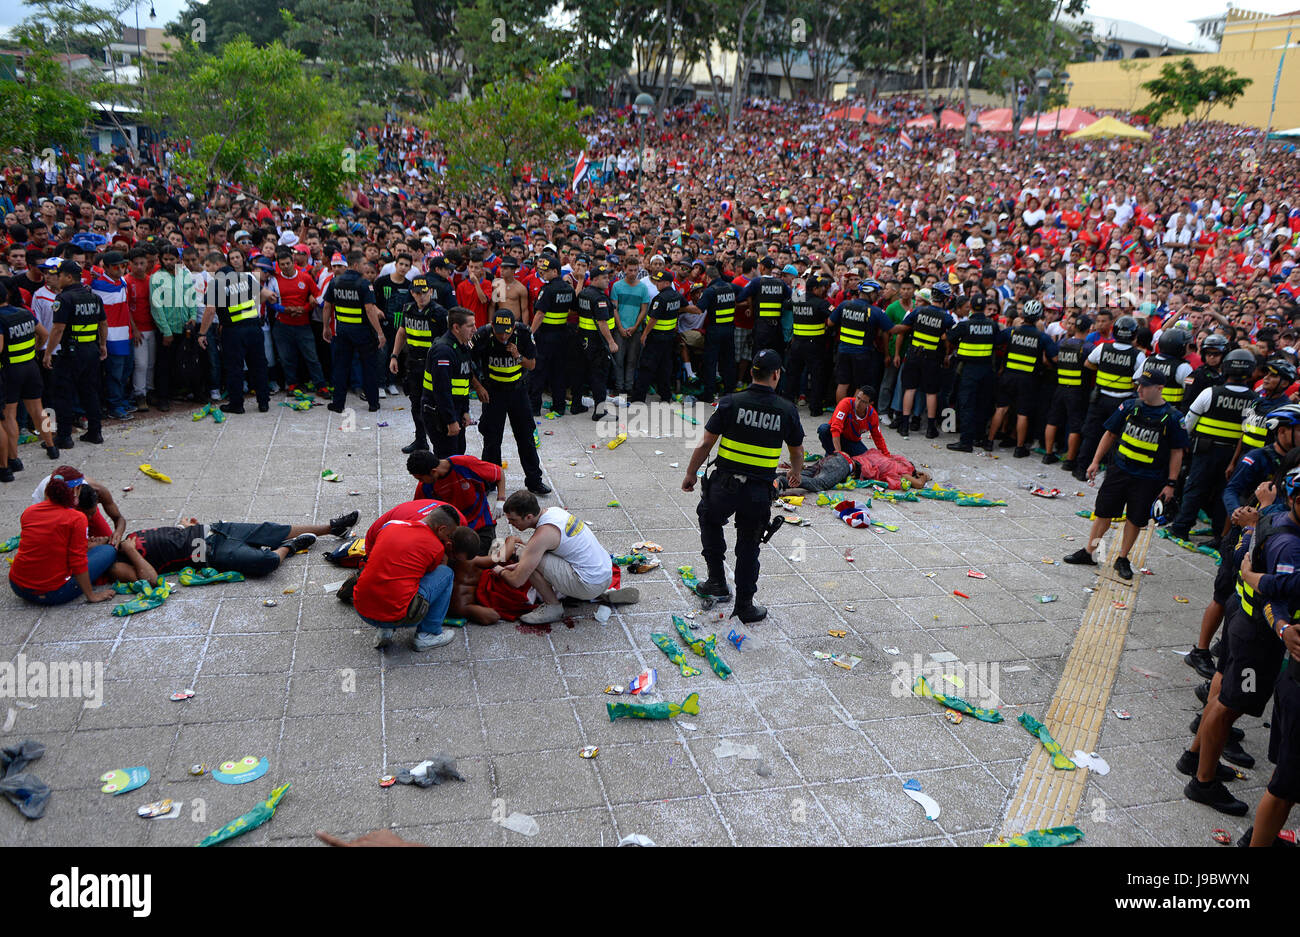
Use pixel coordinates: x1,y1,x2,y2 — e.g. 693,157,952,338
900,356,944,394
1046,385,1087,435
1093,465,1163,521
834,353,870,387
1267,662,1300,801
1213,530,1245,607
1217,606,1284,718
2,363,44,404
995,370,1037,415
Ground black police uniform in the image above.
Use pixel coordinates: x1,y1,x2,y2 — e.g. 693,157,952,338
1044,336,1092,449
695,276,738,403
899,303,954,401
395,293,446,449
212,267,270,412
997,324,1056,419
783,290,832,415
324,269,380,412
1076,342,1142,475
698,381,803,610
374,274,412,369
426,269,456,311
1143,352,1187,409
1241,394,1287,452
576,283,615,412
50,283,105,445
1168,381,1256,538
473,321,544,488
530,272,577,415
0,304,44,405
632,284,682,403
422,330,474,459
738,273,790,356
829,294,893,394
947,312,1005,448
1183,359,1223,409
1092,394,1188,522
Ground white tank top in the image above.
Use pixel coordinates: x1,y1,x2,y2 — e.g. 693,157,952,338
537,506,609,586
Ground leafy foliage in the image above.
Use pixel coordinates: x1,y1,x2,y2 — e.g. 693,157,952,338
0,44,91,169
1137,58,1253,125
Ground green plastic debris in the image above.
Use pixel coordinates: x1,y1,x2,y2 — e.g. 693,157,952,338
177,566,245,586
672,614,732,679
111,579,172,616
988,826,1085,847
913,676,1003,723
607,692,699,721
1018,712,1076,770
0,534,18,553
197,782,291,846
651,633,703,677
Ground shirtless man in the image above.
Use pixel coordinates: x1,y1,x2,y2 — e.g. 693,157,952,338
490,256,530,323
448,526,500,625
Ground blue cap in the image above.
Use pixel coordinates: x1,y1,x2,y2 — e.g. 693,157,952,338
782,264,799,276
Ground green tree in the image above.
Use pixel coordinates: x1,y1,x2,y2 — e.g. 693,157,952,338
261,138,378,214
1137,58,1252,125
456,0,565,96
169,0,301,49
0,45,91,174
424,68,589,220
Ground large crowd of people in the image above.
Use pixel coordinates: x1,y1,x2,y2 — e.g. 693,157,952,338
2,93,1299,845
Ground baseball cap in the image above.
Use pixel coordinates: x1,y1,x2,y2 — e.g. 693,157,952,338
536,256,557,273
1074,314,1093,331
252,256,275,271
492,312,515,332
329,252,347,267
101,250,126,266
58,260,82,278
753,349,783,372
39,257,61,271
593,262,613,277
758,256,776,268
781,264,799,276
1137,363,1164,387
233,229,252,242
410,274,430,292
499,256,519,269
650,269,672,284
428,255,450,270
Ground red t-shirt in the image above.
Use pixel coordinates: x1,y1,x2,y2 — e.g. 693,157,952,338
125,272,153,332
828,397,889,454
364,498,465,551
274,268,320,326
455,277,492,327
9,501,89,593
413,455,502,530
353,520,446,621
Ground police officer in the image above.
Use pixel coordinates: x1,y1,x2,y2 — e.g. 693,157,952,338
631,269,682,403
1064,362,1189,579
737,257,790,357
44,261,105,448
529,255,577,416
1183,332,1229,406
1074,313,1145,480
896,283,956,439
1167,348,1257,542
830,279,896,403
1143,329,1194,410
783,273,832,416
389,273,447,453
199,254,273,414
695,265,739,404
946,289,1005,453
425,255,457,311
1043,313,1093,469
321,249,386,414
990,299,1057,458
1237,358,1293,456
423,307,486,460
682,349,804,623
575,262,619,421
0,283,57,478
474,310,550,495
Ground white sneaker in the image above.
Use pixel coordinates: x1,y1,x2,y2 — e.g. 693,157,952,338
520,602,564,624
209,389,220,401
387,384,399,395
880,412,893,427
412,629,455,651
373,627,395,649
601,587,640,605
378,387,388,398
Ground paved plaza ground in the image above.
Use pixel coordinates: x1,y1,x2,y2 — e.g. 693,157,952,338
0,394,1251,847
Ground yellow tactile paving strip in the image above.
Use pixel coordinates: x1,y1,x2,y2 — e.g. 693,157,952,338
999,524,1154,838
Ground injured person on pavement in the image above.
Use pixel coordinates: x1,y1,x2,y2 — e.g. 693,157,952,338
778,449,931,495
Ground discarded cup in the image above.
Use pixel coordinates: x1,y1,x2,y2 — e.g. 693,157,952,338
169,690,195,702
579,746,599,759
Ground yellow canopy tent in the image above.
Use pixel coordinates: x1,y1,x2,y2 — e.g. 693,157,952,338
1066,116,1151,140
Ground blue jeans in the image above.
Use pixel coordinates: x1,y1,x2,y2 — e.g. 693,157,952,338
104,353,134,411
361,565,453,634
818,422,866,457
274,322,326,387
10,544,118,605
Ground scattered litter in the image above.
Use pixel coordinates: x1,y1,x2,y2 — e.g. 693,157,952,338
668,462,680,469
168,690,194,702
323,580,346,594
1019,713,1075,770
943,709,963,724
677,721,697,731
198,783,290,847
627,668,658,696
913,676,1002,723
844,548,855,563
902,778,941,820
574,472,586,478
377,421,389,427
99,767,149,795
633,541,663,553
282,586,298,595
121,485,133,492
1112,601,1127,610
1139,567,1154,576
604,684,625,695
579,746,599,759
594,604,612,623
592,472,605,479
1174,595,1190,603
713,739,761,760
930,651,960,663
942,673,965,689
1038,595,1058,603
812,650,862,670
843,603,856,612
727,629,746,651
1041,557,1058,565
569,459,578,466
967,570,987,579
188,764,206,776
924,572,936,578
606,500,621,507
321,470,342,482
827,629,847,638
13,701,36,710
1003,665,1030,673
607,433,628,450
882,646,900,655
263,599,278,607
1029,487,1061,499
160,444,174,449
379,775,396,788
213,756,269,785
1113,709,1132,720
607,693,699,721
1071,751,1110,775
618,834,656,846
398,754,466,787
1211,829,1232,846
992,826,1084,847
138,799,180,819
953,590,970,599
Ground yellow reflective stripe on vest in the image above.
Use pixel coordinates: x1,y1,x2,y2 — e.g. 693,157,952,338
1006,352,1037,373
793,323,825,337
488,365,521,383
957,341,991,358
228,298,257,323
1161,386,1184,404
1057,368,1082,386
422,371,434,392
1117,430,1158,464
72,323,99,343
405,327,432,349
911,329,940,351
450,378,470,395
7,337,36,364
718,436,781,469
839,326,865,346
652,317,677,332
1236,576,1255,617
757,301,782,318
1194,415,1242,440
1096,370,1134,391
714,305,734,324
543,308,568,325
1242,423,1268,448
579,316,614,331
334,304,364,324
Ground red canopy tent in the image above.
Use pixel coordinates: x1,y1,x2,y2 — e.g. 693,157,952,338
1018,107,1098,134
905,109,967,130
975,108,1015,132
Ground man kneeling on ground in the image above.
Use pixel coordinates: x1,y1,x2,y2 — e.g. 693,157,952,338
112,510,360,585
499,490,639,625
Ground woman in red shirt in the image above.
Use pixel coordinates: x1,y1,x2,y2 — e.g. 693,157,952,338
9,473,117,605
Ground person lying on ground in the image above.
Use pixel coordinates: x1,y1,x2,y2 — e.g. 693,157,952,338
779,450,931,494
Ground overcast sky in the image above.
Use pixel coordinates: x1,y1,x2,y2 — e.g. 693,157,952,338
3,1,1299,52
